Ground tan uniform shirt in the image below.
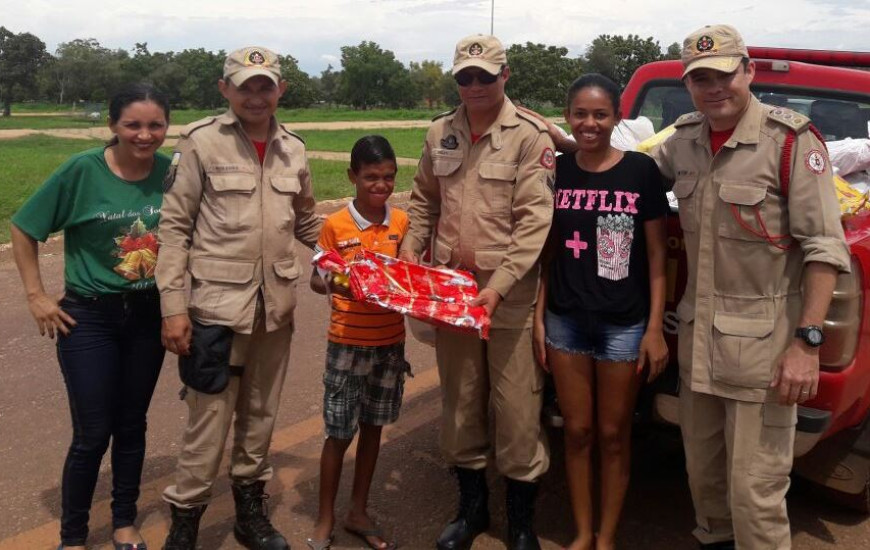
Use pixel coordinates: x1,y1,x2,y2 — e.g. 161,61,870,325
653,96,851,402
400,98,555,329
157,110,322,334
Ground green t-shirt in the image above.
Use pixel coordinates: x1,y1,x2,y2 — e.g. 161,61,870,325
12,147,171,297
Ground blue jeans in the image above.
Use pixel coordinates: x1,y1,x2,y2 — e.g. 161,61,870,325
56,290,164,546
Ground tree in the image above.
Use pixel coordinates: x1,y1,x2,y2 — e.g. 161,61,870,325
338,41,414,109
584,34,666,88
409,60,448,108
0,27,48,116
175,48,225,109
279,54,317,108
43,39,128,106
313,64,341,105
665,42,682,60
505,42,582,107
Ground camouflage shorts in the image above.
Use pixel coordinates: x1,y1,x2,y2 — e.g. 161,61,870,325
322,341,411,440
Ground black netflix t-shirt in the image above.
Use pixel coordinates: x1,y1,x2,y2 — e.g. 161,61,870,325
546,151,669,325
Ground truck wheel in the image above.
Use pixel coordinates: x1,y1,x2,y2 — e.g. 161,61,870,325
838,477,870,514
793,426,870,514
811,473,870,514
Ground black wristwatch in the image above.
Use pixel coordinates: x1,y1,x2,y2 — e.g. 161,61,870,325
795,325,825,347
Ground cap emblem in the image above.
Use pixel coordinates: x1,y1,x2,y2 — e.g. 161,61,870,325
696,35,715,52
468,43,484,57
245,49,267,66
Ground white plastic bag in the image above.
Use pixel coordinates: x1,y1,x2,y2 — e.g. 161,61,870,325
827,138,870,176
611,117,656,151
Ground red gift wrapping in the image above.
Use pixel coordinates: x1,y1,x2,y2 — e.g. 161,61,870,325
313,248,490,339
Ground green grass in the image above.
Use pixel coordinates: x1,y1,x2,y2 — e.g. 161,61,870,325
0,135,104,242
0,115,107,130
301,128,425,159
0,135,410,243
0,106,443,130
10,102,77,113
308,158,413,201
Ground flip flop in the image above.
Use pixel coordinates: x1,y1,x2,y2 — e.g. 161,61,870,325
344,525,397,550
306,535,334,550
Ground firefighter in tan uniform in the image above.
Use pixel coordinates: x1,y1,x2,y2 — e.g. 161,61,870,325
652,25,851,549
398,35,554,550
156,46,322,550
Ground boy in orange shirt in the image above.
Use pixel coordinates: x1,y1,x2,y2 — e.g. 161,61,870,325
307,136,410,550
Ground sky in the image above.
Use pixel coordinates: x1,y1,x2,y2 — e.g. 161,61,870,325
2,0,869,75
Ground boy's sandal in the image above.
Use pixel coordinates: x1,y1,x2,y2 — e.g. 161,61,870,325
344,525,397,550
113,541,148,550
305,535,334,550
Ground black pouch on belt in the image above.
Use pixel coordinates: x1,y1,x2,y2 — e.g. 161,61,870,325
178,320,234,394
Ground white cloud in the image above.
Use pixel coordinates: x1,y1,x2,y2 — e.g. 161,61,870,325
1,0,868,74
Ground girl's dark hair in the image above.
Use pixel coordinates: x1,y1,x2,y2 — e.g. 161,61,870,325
565,73,621,113
350,135,397,173
108,83,170,124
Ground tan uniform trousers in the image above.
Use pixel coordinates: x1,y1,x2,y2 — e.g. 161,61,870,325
679,382,796,549
163,318,293,507
435,326,549,482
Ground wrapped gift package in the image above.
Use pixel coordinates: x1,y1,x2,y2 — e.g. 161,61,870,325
313,248,490,339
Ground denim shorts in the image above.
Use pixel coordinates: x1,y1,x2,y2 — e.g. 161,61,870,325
544,308,645,362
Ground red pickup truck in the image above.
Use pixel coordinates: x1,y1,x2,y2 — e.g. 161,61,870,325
620,47,870,511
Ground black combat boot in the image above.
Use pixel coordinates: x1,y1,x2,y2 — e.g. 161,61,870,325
505,478,541,550
436,467,490,550
163,504,206,550
232,481,290,550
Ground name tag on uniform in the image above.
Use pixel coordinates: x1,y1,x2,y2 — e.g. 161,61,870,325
209,164,248,173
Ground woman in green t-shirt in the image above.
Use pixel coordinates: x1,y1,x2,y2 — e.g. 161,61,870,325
11,84,171,550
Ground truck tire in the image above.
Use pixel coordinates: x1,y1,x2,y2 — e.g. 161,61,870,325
793,420,870,514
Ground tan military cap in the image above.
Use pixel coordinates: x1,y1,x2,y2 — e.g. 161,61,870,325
223,46,282,86
681,24,749,77
452,35,507,75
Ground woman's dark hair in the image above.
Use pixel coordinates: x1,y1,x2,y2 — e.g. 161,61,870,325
565,73,621,113
350,135,397,173
108,83,170,124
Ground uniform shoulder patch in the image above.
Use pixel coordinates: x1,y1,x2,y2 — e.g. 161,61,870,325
280,125,305,144
163,151,183,192
432,108,457,122
673,111,704,128
514,109,549,132
180,117,217,138
767,107,810,132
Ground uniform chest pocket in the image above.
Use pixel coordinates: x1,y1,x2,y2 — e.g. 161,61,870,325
671,177,699,233
207,173,257,231
717,181,787,245
269,175,301,231
479,161,517,213
432,149,464,207
271,175,301,194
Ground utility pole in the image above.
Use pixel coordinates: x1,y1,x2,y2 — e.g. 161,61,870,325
490,0,494,34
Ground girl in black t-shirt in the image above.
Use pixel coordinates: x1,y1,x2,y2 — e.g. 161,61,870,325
532,74,669,550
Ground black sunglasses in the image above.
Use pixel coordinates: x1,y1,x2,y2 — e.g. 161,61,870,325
454,69,501,87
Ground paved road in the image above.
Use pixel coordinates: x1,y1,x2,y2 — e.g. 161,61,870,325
1,199,869,549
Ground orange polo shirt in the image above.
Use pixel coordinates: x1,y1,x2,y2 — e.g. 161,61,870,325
316,202,409,346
